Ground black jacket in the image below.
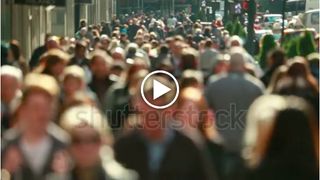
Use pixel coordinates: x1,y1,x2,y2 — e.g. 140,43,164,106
114,129,215,180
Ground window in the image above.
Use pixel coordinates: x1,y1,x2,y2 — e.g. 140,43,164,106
311,12,319,25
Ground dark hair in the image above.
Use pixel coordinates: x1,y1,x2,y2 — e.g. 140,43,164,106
159,44,169,54
181,53,198,70
268,48,286,67
261,99,318,179
204,39,213,48
9,40,21,61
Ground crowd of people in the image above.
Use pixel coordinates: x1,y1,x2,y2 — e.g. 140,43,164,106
1,12,319,180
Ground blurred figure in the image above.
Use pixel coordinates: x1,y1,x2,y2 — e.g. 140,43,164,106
114,76,213,180
75,27,88,40
180,70,204,89
200,39,219,78
120,33,130,48
6,40,28,75
151,44,170,71
266,65,288,93
111,47,126,61
307,53,319,83
105,59,149,136
260,48,286,86
60,65,97,112
29,34,59,70
68,40,91,83
205,47,265,180
227,36,262,77
243,95,318,180
127,19,140,42
212,54,230,75
180,47,199,71
89,50,115,108
170,40,185,77
60,104,137,180
78,19,87,31
2,74,70,180
175,87,224,180
101,21,111,36
1,66,23,131
68,40,90,68
1,41,8,66
59,37,70,52
273,57,319,121
100,35,111,51
35,49,70,80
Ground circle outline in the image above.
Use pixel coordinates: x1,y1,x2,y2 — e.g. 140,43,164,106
140,70,179,109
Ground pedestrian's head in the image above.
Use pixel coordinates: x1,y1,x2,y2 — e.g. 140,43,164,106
132,75,176,140
0,65,22,104
287,57,310,79
80,27,87,37
243,95,318,170
135,35,144,47
267,48,286,68
111,47,125,61
175,87,208,131
180,70,203,89
180,47,199,71
90,49,113,79
159,44,169,55
213,53,230,74
229,47,247,72
204,39,213,48
62,65,86,96
46,36,60,50
80,19,87,28
75,40,88,58
100,34,110,50
8,40,22,61
38,49,70,79
60,104,111,168
18,73,59,134
267,65,288,93
228,35,243,48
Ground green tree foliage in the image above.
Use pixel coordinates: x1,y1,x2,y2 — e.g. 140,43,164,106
258,34,276,69
298,31,316,57
282,30,316,58
225,20,247,39
226,22,233,34
284,37,300,58
232,20,247,38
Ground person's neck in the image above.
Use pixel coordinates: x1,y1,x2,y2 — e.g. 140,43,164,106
75,160,101,170
23,130,48,145
76,55,85,60
143,128,165,142
93,74,108,81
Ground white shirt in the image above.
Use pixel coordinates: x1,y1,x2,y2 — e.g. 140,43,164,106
20,136,53,174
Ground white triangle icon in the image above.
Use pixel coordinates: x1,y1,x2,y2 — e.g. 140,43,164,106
153,79,171,100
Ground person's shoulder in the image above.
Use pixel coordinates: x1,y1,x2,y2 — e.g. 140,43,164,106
47,122,71,146
33,45,46,53
244,74,265,90
207,73,228,84
2,128,21,148
110,81,127,91
171,130,200,150
115,130,142,146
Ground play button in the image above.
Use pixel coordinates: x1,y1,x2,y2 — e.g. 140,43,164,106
153,79,171,100
140,70,179,109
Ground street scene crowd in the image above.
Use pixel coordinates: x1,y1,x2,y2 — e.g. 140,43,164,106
1,10,319,180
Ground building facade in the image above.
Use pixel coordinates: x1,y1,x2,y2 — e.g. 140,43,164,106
1,0,115,61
